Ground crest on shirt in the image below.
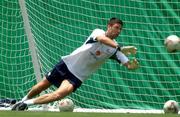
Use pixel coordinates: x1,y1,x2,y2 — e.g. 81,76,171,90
95,50,101,56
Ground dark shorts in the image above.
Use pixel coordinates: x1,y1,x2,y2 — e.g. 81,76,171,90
45,60,82,92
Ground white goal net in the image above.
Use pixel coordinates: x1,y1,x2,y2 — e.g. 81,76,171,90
0,0,180,113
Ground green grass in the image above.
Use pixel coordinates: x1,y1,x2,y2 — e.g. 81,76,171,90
0,111,179,117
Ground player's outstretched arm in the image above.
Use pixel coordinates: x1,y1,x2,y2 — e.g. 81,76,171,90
96,35,119,48
110,50,139,70
96,35,138,55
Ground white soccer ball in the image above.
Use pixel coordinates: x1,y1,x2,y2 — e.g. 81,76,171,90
164,35,180,52
59,98,74,112
163,100,179,114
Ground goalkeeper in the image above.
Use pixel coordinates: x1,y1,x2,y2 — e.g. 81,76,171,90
12,17,139,111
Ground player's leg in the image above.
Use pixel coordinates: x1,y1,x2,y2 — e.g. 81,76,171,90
12,79,74,111
12,60,82,111
12,77,52,111
32,79,74,104
21,77,52,102
27,77,52,99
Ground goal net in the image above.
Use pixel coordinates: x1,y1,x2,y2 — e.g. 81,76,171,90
0,0,180,113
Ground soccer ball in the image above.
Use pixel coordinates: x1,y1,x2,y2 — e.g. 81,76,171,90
163,100,179,114
58,98,74,112
164,35,180,52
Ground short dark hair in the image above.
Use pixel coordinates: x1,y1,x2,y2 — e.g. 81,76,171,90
108,17,123,26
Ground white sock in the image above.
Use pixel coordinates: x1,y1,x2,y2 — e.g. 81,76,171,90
21,95,28,102
24,99,35,106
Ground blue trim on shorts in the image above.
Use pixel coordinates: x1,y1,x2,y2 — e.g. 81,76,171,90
45,60,82,91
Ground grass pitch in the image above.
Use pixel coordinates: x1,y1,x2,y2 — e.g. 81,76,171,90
0,111,179,117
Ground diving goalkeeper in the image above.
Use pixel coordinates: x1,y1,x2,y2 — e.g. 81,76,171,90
12,17,139,111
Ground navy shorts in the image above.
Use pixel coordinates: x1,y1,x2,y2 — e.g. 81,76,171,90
45,60,82,92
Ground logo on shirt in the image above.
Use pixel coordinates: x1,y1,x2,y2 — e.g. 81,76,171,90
89,50,101,60
95,50,101,56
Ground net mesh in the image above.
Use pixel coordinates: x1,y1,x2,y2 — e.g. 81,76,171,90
0,0,180,112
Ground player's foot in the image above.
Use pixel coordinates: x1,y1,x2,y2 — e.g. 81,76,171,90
11,102,28,111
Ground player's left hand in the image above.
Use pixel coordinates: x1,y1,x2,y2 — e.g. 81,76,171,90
121,46,137,55
128,58,139,70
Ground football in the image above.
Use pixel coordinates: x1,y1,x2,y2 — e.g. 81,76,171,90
58,98,74,112
163,100,179,114
164,35,180,52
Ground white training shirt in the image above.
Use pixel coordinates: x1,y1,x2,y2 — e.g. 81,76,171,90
62,29,129,82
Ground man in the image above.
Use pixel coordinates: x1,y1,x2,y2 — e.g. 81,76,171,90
12,17,139,111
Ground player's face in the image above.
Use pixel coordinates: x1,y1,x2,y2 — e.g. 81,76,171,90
107,23,122,39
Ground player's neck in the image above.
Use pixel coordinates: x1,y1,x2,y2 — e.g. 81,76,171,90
105,32,113,39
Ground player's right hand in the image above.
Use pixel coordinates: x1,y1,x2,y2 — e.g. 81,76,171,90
121,46,137,56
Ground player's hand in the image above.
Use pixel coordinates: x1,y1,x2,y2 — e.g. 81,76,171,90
121,46,137,56
127,59,139,70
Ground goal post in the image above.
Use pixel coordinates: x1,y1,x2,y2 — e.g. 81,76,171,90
0,0,180,113
18,0,42,83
